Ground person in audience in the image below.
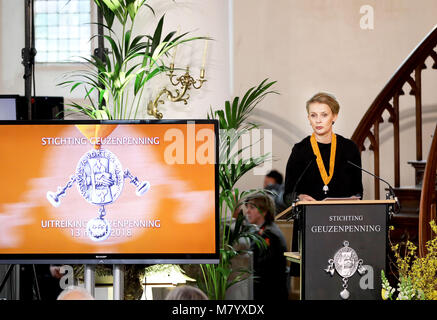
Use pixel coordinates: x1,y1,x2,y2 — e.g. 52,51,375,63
263,169,283,188
263,170,287,214
243,191,288,300
57,286,95,300
165,285,208,300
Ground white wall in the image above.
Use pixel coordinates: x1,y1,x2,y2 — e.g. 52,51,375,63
0,0,231,119
0,0,26,95
131,0,232,119
233,0,437,199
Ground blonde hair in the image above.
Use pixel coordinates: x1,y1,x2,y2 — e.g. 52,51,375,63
57,286,95,300
165,285,208,300
306,92,340,115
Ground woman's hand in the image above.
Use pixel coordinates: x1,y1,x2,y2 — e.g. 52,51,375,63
298,194,316,201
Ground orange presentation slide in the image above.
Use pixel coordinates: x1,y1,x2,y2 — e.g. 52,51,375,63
0,122,217,257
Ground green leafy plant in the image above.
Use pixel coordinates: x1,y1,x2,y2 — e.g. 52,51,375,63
198,79,278,300
62,0,208,300
60,0,207,119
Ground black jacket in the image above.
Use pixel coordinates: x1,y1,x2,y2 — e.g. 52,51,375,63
284,134,363,203
251,221,288,300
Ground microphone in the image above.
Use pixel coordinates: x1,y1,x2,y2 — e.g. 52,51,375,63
347,160,400,213
289,155,316,207
281,155,316,222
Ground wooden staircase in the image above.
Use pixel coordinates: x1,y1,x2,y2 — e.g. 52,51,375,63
351,26,437,255
390,160,437,246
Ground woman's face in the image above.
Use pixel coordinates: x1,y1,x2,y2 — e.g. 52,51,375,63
307,102,338,138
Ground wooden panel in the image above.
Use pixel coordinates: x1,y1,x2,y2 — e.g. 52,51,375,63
393,94,400,187
414,67,423,161
374,121,380,200
418,125,437,257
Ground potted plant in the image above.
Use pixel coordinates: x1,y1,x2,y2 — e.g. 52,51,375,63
62,0,207,299
198,79,279,300
60,0,207,120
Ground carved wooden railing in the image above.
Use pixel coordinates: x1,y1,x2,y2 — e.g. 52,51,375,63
418,125,437,257
351,25,437,199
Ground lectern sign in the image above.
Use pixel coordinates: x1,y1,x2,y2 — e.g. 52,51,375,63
299,201,389,300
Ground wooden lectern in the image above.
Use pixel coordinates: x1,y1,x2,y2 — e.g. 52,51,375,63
276,199,395,300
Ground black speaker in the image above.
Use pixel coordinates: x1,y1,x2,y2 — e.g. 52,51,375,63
16,96,64,120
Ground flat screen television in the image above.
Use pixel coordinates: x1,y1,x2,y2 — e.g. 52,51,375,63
0,120,219,264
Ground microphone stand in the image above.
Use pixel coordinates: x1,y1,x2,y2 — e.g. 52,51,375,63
347,161,400,217
287,157,316,222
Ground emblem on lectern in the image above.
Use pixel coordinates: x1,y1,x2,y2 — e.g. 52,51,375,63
325,241,367,299
46,148,150,242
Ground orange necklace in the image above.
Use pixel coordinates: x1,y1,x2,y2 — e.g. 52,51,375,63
310,132,337,194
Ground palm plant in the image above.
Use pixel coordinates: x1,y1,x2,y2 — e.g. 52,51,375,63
61,0,208,300
60,0,208,119
199,79,278,300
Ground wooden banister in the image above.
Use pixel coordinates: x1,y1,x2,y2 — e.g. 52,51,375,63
351,25,437,199
418,125,437,257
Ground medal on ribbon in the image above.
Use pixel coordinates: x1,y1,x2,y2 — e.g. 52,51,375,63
46,125,151,242
310,133,337,194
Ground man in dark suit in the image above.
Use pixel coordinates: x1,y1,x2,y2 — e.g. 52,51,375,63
264,170,287,214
